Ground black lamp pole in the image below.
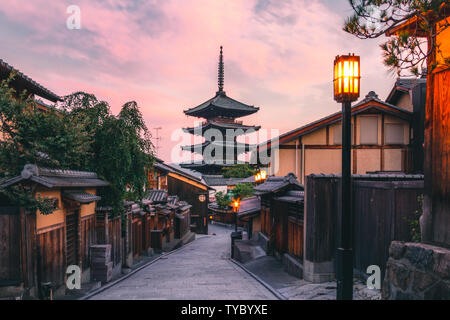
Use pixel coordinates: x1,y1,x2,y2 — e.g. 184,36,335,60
234,206,238,232
336,100,353,300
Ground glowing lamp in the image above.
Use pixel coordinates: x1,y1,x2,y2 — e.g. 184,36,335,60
333,54,360,103
260,170,267,180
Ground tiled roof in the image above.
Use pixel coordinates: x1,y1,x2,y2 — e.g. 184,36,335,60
237,196,261,218
308,173,424,180
274,190,304,204
184,91,259,118
63,191,101,204
154,161,210,187
254,173,304,195
181,141,256,154
386,77,427,104
145,189,168,204
259,91,413,150
0,164,109,189
0,58,61,102
183,121,261,134
202,175,246,186
167,195,179,205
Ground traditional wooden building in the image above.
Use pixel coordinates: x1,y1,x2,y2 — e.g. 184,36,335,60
257,91,414,182
148,159,211,234
236,196,261,239
253,174,304,257
386,77,427,173
180,47,261,174
0,164,108,299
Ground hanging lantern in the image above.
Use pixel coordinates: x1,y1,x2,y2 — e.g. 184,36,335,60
333,54,360,103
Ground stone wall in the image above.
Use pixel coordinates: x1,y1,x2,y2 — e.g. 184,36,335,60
382,241,450,300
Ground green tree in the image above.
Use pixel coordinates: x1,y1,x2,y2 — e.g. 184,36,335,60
344,0,450,75
222,163,256,178
215,191,232,209
0,75,90,213
231,183,254,200
62,93,155,214
0,78,154,216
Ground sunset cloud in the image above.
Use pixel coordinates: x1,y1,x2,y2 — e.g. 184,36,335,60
0,0,396,162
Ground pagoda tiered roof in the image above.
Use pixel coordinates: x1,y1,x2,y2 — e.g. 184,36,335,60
180,46,260,175
179,161,244,175
183,120,261,135
183,91,259,119
181,140,256,154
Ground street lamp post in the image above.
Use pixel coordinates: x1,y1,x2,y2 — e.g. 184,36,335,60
333,53,360,300
230,198,241,259
232,198,240,232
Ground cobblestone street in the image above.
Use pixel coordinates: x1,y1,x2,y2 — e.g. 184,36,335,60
89,224,277,300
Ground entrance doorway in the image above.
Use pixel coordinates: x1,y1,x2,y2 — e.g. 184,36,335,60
65,210,79,267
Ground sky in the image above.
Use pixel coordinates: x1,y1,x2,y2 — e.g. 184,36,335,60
0,0,400,163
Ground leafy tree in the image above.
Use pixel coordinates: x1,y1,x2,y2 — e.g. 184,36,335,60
222,163,256,178
344,0,450,75
0,76,154,216
215,191,232,209
0,75,90,177
0,75,91,213
62,93,155,215
231,183,254,200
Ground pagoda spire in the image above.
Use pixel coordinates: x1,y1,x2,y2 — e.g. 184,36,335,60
218,46,224,93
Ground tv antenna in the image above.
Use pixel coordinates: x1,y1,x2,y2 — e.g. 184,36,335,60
153,127,162,156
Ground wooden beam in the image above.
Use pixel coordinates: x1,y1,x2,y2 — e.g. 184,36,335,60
381,114,385,171
168,172,208,191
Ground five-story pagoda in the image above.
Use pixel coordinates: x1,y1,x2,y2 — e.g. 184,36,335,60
181,47,260,174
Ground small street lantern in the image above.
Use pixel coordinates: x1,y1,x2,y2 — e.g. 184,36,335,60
260,170,267,180
254,170,267,185
333,53,360,301
231,197,240,232
333,54,360,103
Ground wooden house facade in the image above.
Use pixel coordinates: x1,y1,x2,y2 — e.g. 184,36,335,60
257,91,414,182
149,159,211,234
0,164,108,299
253,174,304,264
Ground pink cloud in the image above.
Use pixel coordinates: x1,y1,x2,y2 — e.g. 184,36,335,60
0,0,398,162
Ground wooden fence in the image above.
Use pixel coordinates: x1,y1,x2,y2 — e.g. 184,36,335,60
305,174,424,282
95,210,122,268
175,209,191,239
260,197,271,238
0,208,22,285
353,179,423,279
287,216,303,259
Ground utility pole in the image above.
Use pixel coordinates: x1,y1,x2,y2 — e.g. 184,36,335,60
153,127,162,156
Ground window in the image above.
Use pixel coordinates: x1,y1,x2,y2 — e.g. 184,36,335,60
333,124,354,145
360,116,378,145
333,125,342,145
385,123,404,145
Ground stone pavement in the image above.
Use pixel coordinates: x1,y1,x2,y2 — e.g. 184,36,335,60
89,224,278,300
243,253,381,300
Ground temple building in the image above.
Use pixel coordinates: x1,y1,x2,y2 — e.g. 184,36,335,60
180,47,261,175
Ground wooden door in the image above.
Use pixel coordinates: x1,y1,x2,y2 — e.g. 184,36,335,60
66,211,79,267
